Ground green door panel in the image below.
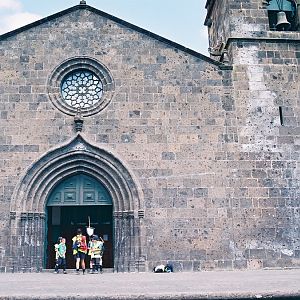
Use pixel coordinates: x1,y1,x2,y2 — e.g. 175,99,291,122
47,174,112,206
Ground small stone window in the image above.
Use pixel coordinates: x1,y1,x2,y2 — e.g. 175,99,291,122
48,57,114,116
267,0,298,31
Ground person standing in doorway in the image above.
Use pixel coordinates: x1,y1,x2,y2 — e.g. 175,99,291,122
54,237,67,274
72,228,87,275
90,235,105,274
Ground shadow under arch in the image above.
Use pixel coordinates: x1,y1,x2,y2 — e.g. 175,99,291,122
9,134,145,272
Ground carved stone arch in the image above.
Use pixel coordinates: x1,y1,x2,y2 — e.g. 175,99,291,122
9,134,145,272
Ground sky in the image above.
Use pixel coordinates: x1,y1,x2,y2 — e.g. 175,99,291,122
0,0,209,55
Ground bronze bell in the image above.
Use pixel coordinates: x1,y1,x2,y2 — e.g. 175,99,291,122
276,11,291,31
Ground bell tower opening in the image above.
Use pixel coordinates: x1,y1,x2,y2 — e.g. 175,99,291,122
267,0,297,31
46,174,113,270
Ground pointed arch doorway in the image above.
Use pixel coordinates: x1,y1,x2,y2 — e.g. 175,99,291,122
46,173,113,269
9,135,145,272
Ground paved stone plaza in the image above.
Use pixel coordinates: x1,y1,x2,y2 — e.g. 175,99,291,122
0,269,299,299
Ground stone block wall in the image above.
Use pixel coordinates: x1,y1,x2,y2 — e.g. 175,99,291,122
206,0,299,52
226,37,300,269
0,6,235,271
205,1,300,271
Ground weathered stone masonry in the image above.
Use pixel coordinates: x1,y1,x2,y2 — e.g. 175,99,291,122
205,0,300,269
0,1,299,272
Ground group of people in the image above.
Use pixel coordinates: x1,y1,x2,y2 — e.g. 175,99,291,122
54,228,105,274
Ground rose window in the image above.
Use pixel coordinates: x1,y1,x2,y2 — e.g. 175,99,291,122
61,70,103,109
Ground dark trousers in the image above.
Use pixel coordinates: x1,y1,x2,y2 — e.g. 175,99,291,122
92,257,102,272
55,257,66,271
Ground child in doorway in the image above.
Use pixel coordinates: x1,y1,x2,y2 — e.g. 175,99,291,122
90,235,104,274
54,237,67,274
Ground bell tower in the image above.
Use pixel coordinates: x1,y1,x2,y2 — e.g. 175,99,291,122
203,0,300,271
203,0,300,141
204,0,299,62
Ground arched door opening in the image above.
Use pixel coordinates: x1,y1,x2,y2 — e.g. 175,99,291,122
46,174,113,269
9,135,145,273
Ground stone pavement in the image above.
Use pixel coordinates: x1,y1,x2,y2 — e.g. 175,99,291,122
0,269,299,299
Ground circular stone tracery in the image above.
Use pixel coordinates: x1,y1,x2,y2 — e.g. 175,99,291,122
48,57,115,116
61,70,103,109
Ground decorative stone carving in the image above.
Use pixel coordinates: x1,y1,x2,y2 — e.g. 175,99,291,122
48,57,115,117
9,135,144,272
74,109,84,132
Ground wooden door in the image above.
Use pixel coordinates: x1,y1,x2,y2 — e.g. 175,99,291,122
46,174,113,269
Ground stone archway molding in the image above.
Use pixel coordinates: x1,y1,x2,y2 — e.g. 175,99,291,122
9,134,145,272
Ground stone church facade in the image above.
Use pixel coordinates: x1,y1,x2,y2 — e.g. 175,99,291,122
0,0,299,272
